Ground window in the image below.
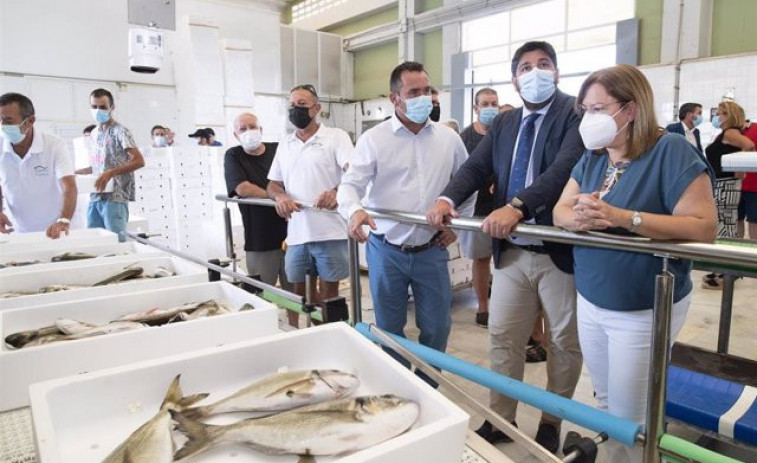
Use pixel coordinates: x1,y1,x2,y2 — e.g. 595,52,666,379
292,0,348,23
461,0,634,124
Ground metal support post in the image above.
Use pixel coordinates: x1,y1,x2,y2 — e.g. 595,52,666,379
717,273,736,354
643,257,675,463
348,237,362,324
222,202,237,274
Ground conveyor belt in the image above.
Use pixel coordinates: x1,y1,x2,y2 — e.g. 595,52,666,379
667,365,757,446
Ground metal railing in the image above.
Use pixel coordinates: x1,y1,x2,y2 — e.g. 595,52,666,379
215,194,757,463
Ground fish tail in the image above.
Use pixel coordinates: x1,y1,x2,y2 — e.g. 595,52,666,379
160,375,209,412
298,455,318,463
170,409,221,461
178,405,208,421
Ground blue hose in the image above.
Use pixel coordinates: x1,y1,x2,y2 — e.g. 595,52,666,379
355,322,642,447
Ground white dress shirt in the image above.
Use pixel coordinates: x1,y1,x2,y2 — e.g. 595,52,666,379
0,129,74,233
338,114,474,246
268,124,353,246
684,124,698,147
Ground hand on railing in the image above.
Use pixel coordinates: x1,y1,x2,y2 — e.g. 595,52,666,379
348,210,376,243
315,189,338,210
482,205,523,239
426,199,459,229
273,193,301,219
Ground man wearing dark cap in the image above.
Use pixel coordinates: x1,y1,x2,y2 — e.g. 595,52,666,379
205,128,223,147
188,128,211,146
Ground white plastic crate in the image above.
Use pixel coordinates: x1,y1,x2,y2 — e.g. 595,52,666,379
0,242,152,271
0,256,206,311
0,281,277,411
0,228,118,247
30,323,469,463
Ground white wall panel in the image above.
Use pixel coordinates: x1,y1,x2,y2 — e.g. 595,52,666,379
295,29,319,88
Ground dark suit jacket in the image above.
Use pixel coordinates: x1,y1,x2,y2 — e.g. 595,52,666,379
666,121,702,152
440,90,584,273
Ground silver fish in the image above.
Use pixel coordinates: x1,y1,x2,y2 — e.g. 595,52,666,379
65,321,146,340
50,251,96,262
4,319,98,349
0,259,41,268
173,394,419,462
181,369,360,421
102,375,208,463
39,284,84,293
115,300,223,326
93,267,144,286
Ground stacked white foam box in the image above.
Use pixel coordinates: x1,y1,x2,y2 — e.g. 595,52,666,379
168,147,215,256
132,148,175,246
446,241,473,288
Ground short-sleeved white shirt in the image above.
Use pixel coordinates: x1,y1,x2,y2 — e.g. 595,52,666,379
268,124,353,246
0,129,74,233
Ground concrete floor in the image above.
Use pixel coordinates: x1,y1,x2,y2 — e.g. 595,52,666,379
329,269,757,462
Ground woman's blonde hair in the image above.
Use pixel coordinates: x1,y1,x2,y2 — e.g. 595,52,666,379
718,101,747,131
576,64,663,160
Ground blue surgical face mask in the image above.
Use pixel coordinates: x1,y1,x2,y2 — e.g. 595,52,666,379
478,107,498,126
517,68,556,104
402,95,433,124
91,108,111,124
154,135,167,147
712,115,721,129
0,119,28,144
692,115,703,127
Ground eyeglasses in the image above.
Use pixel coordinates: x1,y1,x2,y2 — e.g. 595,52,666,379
578,101,626,116
291,84,318,98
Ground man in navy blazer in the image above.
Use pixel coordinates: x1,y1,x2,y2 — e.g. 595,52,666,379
427,41,584,454
666,102,703,152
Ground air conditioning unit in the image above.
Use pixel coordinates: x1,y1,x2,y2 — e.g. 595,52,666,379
128,27,163,74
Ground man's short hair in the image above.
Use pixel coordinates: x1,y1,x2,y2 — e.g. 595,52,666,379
83,124,96,135
390,61,427,94
0,92,35,119
90,88,114,107
678,102,702,121
205,127,216,136
511,41,558,76
290,84,319,102
474,87,498,106
151,125,165,136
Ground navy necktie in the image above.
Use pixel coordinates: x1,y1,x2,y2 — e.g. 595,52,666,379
506,113,540,202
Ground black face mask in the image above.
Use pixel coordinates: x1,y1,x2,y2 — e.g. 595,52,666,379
289,106,313,129
429,105,441,122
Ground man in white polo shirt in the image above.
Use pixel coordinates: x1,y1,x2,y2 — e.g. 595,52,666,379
0,93,77,238
267,84,353,314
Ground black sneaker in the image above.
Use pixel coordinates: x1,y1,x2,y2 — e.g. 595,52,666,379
476,312,489,328
535,422,560,454
525,343,547,363
474,420,515,445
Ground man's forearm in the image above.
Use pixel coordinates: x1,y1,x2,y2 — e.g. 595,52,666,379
59,177,77,220
267,182,286,200
236,181,268,199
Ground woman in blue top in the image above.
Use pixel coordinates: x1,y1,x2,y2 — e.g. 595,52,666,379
553,65,716,445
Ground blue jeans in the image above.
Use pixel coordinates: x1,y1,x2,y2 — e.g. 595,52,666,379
87,200,129,242
284,239,349,283
366,233,452,386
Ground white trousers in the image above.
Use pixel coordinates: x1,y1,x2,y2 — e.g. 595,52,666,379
577,291,690,462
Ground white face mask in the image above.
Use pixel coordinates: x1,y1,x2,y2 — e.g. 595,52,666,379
239,129,262,151
153,135,167,147
578,105,629,150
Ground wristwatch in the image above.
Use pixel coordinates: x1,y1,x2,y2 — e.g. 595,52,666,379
629,211,642,232
508,197,530,220
56,218,71,225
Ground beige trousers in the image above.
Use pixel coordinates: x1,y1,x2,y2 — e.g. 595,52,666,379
489,244,583,425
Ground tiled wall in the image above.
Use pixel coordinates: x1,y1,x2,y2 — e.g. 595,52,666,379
641,52,757,145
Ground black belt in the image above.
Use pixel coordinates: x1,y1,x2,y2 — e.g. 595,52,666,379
515,244,548,254
374,233,438,254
